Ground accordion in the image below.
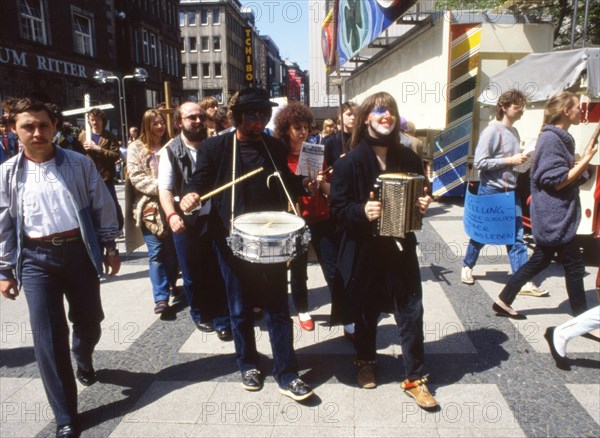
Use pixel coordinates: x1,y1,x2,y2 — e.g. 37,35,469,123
373,173,426,238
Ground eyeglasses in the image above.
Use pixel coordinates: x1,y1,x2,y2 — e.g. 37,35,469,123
183,114,207,122
244,112,270,123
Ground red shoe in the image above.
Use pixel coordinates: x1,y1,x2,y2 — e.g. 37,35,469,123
298,314,314,331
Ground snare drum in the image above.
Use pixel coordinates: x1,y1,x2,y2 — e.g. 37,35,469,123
227,211,311,263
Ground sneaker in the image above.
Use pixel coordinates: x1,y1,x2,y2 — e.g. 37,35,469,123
298,313,314,331
356,360,376,389
241,369,263,391
278,378,314,401
518,282,549,297
461,266,474,285
402,377,438,410
154,300,169,314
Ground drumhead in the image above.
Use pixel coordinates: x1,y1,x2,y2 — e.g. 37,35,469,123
232,211,305,237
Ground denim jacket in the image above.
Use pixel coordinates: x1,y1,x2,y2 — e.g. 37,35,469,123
0,146,120,284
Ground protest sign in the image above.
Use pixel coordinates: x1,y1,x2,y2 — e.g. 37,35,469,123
463,189,516,245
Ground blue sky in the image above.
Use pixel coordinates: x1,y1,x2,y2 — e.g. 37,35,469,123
240,0,309,70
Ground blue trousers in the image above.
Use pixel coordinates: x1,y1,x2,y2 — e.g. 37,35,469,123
21,238,103,426
141,226,179,303
171,227,230,330
213,238,299,387
463,185,528,274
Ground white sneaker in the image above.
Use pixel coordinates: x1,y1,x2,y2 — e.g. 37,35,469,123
518,281,549,297
461,266,474,285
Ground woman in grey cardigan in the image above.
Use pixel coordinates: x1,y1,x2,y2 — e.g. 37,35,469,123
493,91,599,319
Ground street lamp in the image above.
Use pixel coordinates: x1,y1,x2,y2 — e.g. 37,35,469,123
93,68,148,143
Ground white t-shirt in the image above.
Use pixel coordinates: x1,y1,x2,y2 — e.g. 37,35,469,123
158,140,198,191
22,158,79,237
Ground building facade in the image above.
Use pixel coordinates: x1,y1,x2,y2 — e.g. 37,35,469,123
0,0,182,139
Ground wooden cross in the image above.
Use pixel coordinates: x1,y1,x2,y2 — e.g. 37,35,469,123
157,82,175,139
61,93,114,143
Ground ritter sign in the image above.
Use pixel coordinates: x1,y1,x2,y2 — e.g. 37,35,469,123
244,27,254,87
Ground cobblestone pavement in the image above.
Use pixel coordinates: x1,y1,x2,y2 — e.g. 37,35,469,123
1,186,598,437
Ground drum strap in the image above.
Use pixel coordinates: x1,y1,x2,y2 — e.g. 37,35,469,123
230,131,238,236
261,138,299,216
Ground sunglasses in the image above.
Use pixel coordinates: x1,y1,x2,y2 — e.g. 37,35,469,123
244,112,270,123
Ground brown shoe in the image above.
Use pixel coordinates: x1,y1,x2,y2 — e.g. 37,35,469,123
401,377,438,410
355,360,376,389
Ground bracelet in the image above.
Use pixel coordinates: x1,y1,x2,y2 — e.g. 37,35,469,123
166,212,179,223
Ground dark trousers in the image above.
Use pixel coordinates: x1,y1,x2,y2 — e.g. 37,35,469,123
289,218,339,313
213,238,298,387
172,227,230,329
105,180,124,231
354,239,425,380
21,239,103,426
499,239,588,315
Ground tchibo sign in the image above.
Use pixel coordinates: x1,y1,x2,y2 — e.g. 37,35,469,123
0,46,88,79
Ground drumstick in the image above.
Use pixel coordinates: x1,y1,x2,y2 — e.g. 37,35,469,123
185,167,264,214
318,154,345,175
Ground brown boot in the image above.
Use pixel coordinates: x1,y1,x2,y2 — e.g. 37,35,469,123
401,376,437,410
355,360,376,389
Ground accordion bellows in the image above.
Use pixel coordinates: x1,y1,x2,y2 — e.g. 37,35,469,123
373,173,426,238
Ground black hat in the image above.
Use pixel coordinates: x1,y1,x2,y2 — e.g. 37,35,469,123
231,87,278,112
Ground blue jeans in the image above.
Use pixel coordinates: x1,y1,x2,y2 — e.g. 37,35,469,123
21,238,103,426
141,226,179,303
213,238,299,387
289,219,340,314
171,226,230,330
499,239,587,315
463,184,527,274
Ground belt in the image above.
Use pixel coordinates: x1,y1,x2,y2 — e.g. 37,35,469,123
25,229,82,246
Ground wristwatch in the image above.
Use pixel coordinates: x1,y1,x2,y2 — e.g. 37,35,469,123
106,248,119,256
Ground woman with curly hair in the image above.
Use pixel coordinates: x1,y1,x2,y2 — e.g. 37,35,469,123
127,109,178,314
274,101,340,332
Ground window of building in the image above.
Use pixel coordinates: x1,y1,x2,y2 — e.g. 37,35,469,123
214,62,222,78
200,10,208,25
213,36,221,52
188,36,197,52
201,36,209,52
190,63,198,78
188,12,196,26
158,40,163,69
20,0,48,44
72,12,93,56
202,63,210,78
150,33,157,66
213,8,220,25
142,29,149,64
179,11,184,26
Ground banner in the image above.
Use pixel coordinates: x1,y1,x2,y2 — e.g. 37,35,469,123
337,0,417,66
463,189,516,245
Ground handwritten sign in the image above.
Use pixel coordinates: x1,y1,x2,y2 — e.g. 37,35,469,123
463,189,516,245
296,142,324,178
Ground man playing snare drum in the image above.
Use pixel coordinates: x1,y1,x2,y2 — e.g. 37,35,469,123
180,87,316,401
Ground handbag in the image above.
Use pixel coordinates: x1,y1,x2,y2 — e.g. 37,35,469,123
142,200,167,238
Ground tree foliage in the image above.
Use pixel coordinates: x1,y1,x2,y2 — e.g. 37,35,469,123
438,1,599,47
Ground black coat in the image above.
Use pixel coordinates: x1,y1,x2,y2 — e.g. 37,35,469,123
186,131,305,237
329,138,427,292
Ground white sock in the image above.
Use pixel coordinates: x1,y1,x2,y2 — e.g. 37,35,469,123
344,323,355,334
553,330,567,357
298,312,312,322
